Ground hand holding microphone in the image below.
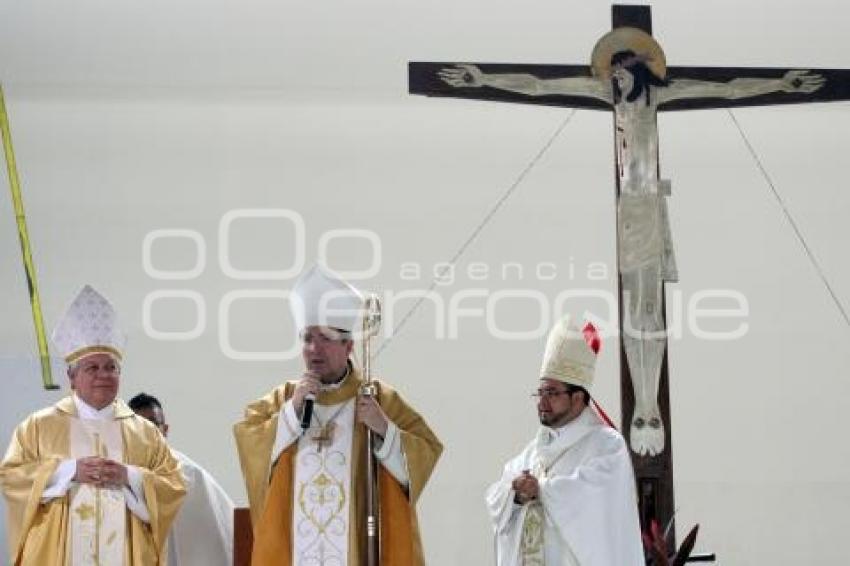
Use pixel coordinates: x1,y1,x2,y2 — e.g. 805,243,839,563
301,393,315,431
294,373,321,431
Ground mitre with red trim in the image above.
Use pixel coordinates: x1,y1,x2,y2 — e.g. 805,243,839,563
539,315,601,389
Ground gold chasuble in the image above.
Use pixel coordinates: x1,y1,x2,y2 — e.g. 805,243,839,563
0,396,186,565
234,369,442,566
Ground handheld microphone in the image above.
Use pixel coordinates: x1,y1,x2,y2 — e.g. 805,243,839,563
300,394,315,431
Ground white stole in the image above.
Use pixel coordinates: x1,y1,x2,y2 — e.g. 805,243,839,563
68,402,127,566
518,418,596,566
292,400,355,565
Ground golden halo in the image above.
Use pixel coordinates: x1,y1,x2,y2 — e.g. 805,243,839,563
591,27,666,80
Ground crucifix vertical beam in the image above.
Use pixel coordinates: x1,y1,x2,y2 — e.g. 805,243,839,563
610,4,676,543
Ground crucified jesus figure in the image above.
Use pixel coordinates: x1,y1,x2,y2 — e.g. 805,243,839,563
438,27,824,456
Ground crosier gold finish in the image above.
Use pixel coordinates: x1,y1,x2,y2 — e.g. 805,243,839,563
359,294,382,566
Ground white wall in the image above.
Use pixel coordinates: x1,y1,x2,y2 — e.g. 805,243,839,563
1,1,849,563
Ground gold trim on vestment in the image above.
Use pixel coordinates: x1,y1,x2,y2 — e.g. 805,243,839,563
315,370,361,405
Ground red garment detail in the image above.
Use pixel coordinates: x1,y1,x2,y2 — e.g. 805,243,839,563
582,322,601,355
592,399,618,430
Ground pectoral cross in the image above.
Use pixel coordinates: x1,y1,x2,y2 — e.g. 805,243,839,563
409,3,850,545
311,422,336,453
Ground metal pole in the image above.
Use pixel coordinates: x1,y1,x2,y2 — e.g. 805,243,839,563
0,84,57,390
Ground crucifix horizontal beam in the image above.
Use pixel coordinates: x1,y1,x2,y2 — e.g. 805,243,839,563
410,62,850,111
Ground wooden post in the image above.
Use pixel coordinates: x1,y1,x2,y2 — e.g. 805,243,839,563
611,4,677,544
233,508,253,566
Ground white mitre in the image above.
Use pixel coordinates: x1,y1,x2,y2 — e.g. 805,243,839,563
290,264,364,333
51,284,126,364
539,315,601,389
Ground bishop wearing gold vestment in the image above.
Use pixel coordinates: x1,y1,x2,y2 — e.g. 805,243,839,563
0,285,186,565
234,264,442,565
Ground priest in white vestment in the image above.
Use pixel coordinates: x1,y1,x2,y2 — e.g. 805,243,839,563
486,315,644,566
0,285,186,565
129,392,235,566
234,263,442,565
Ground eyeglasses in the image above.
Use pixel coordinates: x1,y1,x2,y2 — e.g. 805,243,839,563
531,388,572,400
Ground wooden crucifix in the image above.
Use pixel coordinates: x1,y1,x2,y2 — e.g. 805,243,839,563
409,4,850,544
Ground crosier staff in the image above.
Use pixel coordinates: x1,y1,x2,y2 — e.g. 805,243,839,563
359,294,382,566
